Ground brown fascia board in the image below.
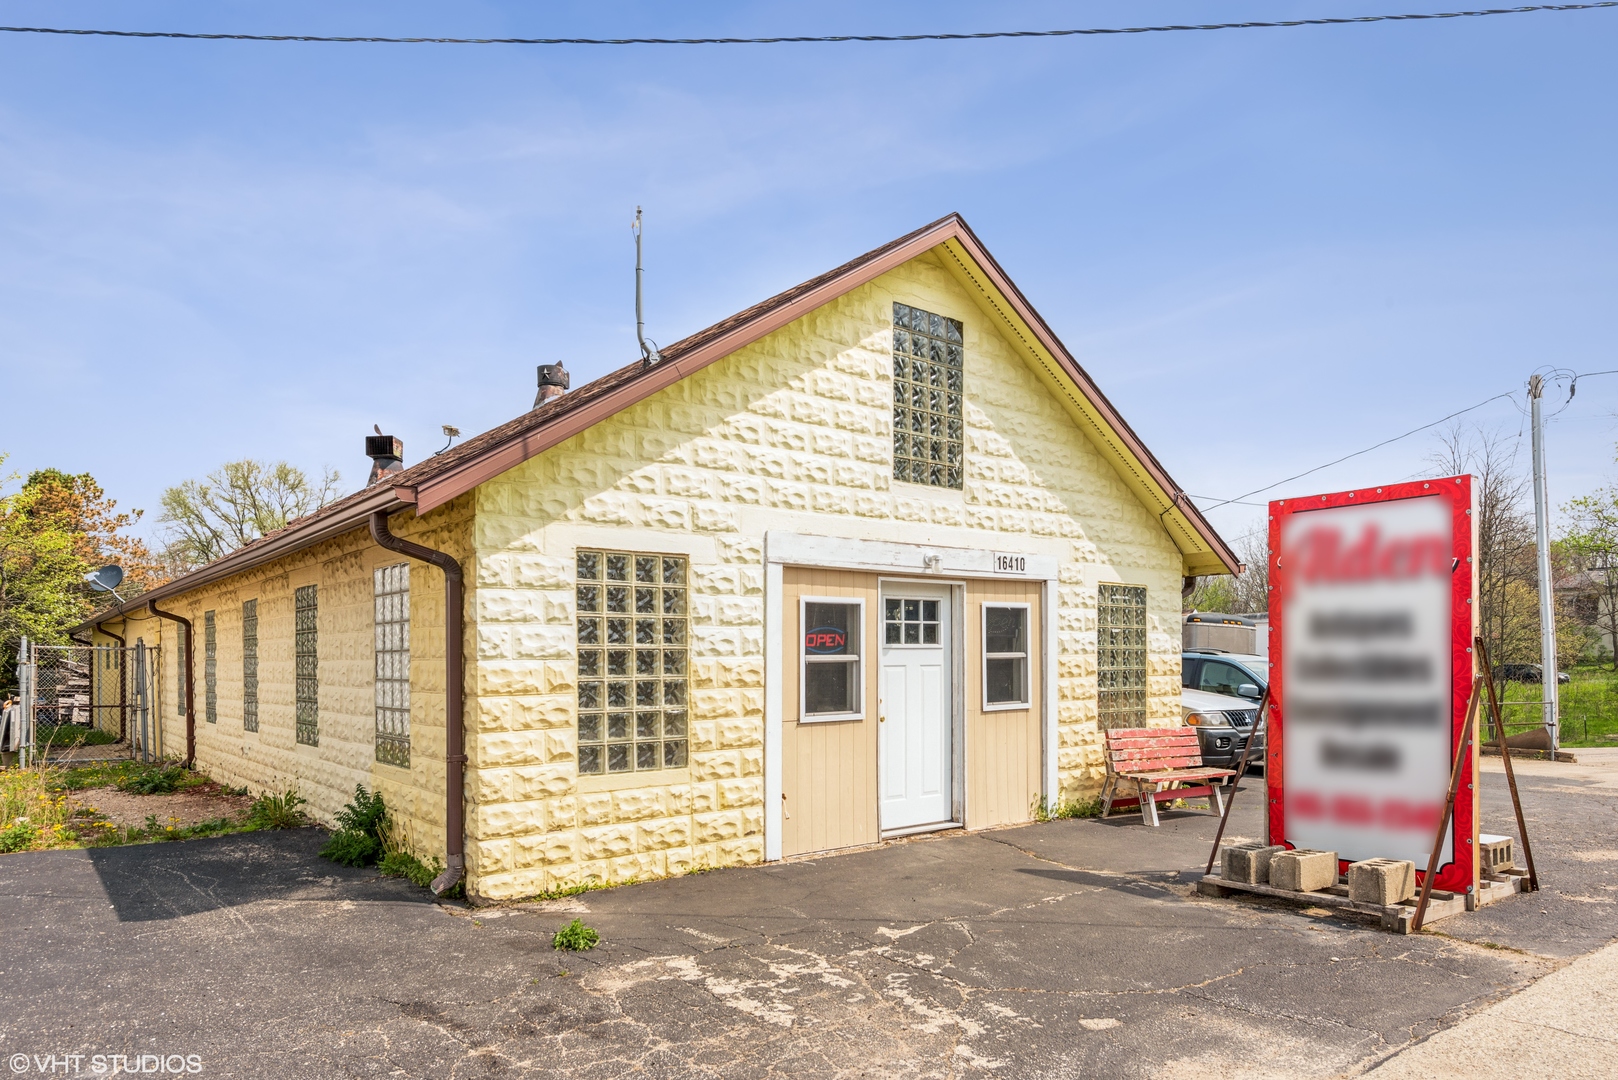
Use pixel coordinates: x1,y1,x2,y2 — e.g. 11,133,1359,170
71,484,410,634
408,212,1238,575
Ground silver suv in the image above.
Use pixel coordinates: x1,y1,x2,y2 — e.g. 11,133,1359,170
1181,651,1269,770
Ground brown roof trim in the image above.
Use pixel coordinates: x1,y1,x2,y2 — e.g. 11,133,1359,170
405,212,1237,573
72,484,407,632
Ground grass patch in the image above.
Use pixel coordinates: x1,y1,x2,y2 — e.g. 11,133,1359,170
551,918,600,951
379,850,444,888
526,876,630,902
34,723,118,748
1033,795,1101,822
1497,664,1618,748
117,764,205,795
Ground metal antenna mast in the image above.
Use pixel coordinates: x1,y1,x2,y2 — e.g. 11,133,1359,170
633,207,660,368
1527,373,1560,755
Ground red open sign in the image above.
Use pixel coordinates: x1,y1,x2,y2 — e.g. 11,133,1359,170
804,628,846,654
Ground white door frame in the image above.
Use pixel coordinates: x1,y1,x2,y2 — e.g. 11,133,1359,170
763,531,1059,861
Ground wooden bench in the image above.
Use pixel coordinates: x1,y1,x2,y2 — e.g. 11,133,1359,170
1099,727,1237,826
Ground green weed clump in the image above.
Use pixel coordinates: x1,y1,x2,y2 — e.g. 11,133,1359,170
1033,795,1102,822
320,785,388,868
117,764,202,795
379,850,443,888
246,789,307,830
0,821,38,853
551,919,600,951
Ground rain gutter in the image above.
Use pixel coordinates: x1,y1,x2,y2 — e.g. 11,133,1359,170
368,508,466,896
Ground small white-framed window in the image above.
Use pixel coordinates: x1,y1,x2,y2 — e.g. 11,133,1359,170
799,597,865,722
982,603,1030,711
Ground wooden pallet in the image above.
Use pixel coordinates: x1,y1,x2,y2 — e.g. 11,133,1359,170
1198,868,1531,934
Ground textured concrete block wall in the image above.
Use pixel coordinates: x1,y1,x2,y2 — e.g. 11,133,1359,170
467,251,1187,899
131,496,473,859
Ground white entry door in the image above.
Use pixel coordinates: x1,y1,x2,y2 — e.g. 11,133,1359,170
879,584,953,832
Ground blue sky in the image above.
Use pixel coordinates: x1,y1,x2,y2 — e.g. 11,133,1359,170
2,1,1615,551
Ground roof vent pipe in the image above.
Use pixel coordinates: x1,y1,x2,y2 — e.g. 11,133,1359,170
366,428,404,486
535,363,570,407
633,206,661,368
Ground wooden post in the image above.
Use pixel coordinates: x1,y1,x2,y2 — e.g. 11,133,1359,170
1204,688,1272,877
1475,637,1540,893
1412,675,1482,932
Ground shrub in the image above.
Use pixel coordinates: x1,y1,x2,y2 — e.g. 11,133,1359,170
379,850,443,888
320,829,380,867
319,786,389,868
552,919,600,951
246,789,306,830
117,764,198,795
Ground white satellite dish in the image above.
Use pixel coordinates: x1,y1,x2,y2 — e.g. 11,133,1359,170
85,564,126,601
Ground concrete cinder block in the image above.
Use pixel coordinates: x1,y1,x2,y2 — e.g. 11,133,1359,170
1478,833,1514,876
1347,858,1416,905
1221,843,1286,884
1270,848,1339,893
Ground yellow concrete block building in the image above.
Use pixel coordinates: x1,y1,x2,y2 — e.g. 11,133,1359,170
79,215,1237,900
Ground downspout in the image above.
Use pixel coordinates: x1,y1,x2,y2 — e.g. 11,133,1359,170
369,509,466,896
95,620,127,742
145,601,195,767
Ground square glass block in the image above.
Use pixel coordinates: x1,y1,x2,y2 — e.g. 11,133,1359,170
892,352,908,379
579,713,602,742
606,554,629,581
636,680,659,707
636,650,658,676
607,744,631,773
663,649,686,676
607,650,630,676
635,556,658,583
637,743,659,771
663,710,688,737
636,587,657,613
636,618,657,645
663,740,688,768
579,681,602,710
663,681,686,707
578,618,601,645
662,557,686,584
893,301,910,326
606,585,630,613
893,379,907,407
578,650,602,678
663,619,685,646
576,585,601,613
607,712,630,741
577,551,601,580
579,745,603,774
607,681,630,708
910,307,928,333
607,618,630,645
636,712,660,740
662,588,686,615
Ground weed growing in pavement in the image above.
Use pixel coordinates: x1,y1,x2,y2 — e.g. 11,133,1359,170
551,919,600,951
246,789,307,830
320,786,389,867
526,876,633,902
1033,795,1101,822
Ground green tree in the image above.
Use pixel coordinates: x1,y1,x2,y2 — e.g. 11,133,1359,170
158,459,340,573
1563,483,1618,670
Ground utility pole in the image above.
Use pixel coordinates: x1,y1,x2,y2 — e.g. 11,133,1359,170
1527,374,1560,755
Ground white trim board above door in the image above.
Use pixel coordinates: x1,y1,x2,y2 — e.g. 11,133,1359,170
763,531,1060,862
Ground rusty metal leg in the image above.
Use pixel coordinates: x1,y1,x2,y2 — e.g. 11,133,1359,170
1100,774,1116,818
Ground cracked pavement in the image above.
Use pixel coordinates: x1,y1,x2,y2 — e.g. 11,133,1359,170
1,753,1613,1078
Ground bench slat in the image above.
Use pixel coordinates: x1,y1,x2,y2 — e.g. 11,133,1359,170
1115,755,1202,771
1122,767,1236,783
1104,726,1207,772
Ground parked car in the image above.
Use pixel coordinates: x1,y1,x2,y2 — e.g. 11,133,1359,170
1499,663,1570,685
1181,687,1264,771
1182,651,1269,771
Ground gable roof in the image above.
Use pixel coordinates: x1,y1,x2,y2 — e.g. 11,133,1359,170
79,213,1237,629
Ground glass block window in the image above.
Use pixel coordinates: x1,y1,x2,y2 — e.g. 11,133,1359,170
576,550,688,775
983,605,1030,709
203,611,217,725
242,599,258,732
884,597,940,645
1097,584,1148,730
374,563,411,767
294,584,319,746
891,302,964,489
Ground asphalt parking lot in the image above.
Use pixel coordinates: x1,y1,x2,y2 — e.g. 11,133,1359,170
1,753,1612,1079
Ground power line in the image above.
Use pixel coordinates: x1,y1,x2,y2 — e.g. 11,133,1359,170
0,4,1613,47
1193,390,1518,511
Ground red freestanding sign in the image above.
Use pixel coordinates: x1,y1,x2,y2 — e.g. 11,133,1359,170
1267,476,1478,894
